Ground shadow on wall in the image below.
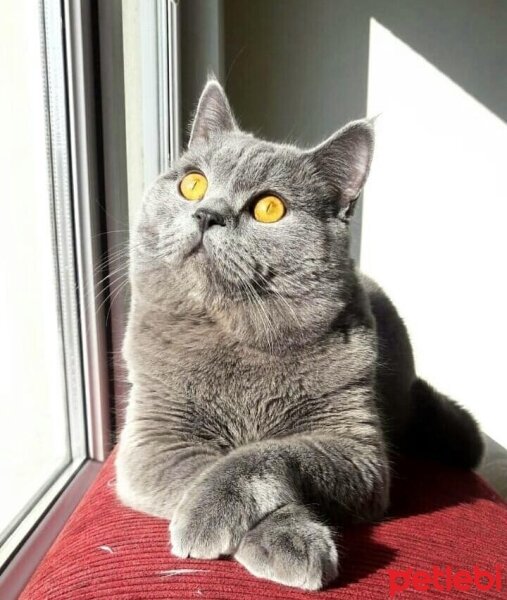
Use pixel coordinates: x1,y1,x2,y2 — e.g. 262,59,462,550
222,0,507,134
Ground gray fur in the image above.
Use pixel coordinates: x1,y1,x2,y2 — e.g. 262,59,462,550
116,79,483,590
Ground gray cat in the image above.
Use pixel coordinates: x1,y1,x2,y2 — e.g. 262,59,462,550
116,79,483,590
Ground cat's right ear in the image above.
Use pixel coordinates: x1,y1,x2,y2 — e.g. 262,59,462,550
188,79,237,147
307,119,375,221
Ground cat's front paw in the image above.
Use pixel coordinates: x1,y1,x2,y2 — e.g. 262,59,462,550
169,482,250,559
235,503,338,591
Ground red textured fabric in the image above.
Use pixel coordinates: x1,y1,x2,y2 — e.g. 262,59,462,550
20,452,507,600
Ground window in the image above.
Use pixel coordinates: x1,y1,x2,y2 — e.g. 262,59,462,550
0,0,179,593
0,0,111,589
0,0,85,568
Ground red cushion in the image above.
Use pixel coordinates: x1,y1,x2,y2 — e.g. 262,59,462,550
20,452,507,599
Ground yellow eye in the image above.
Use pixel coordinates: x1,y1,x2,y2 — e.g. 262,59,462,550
253,195,286,223
179,172,208,201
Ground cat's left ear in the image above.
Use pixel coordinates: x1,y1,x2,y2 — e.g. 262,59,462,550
308,119,375,221
188,79,237,146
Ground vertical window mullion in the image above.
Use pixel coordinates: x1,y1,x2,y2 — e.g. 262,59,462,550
43,0,86,462
62,0,111,461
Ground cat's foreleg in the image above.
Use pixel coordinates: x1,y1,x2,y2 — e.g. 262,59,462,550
169,432,389,588
115,424,223,519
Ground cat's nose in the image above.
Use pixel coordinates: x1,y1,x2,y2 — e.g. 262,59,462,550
193,208,226,232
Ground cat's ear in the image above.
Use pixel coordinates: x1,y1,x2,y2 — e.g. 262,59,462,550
309,119,375,220
189,79,237,146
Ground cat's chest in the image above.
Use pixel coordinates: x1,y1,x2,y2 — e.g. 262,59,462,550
173,345,278,438
164,336,369,449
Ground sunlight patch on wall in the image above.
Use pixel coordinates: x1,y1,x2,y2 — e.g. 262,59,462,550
362,18,507,447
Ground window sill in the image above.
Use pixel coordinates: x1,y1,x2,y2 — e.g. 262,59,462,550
0,459,103,600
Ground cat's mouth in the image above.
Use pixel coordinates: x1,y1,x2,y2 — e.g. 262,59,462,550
179,232,276,299
183,232,207,259
185,238,204,258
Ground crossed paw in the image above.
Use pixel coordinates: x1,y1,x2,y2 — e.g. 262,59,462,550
169,481,338,591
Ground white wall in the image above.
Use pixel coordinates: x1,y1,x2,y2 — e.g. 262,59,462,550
361,19,507,447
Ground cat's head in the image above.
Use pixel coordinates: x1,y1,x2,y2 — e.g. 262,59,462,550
131,79,374,350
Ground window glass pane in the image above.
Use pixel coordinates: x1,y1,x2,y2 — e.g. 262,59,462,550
0,0,85,562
